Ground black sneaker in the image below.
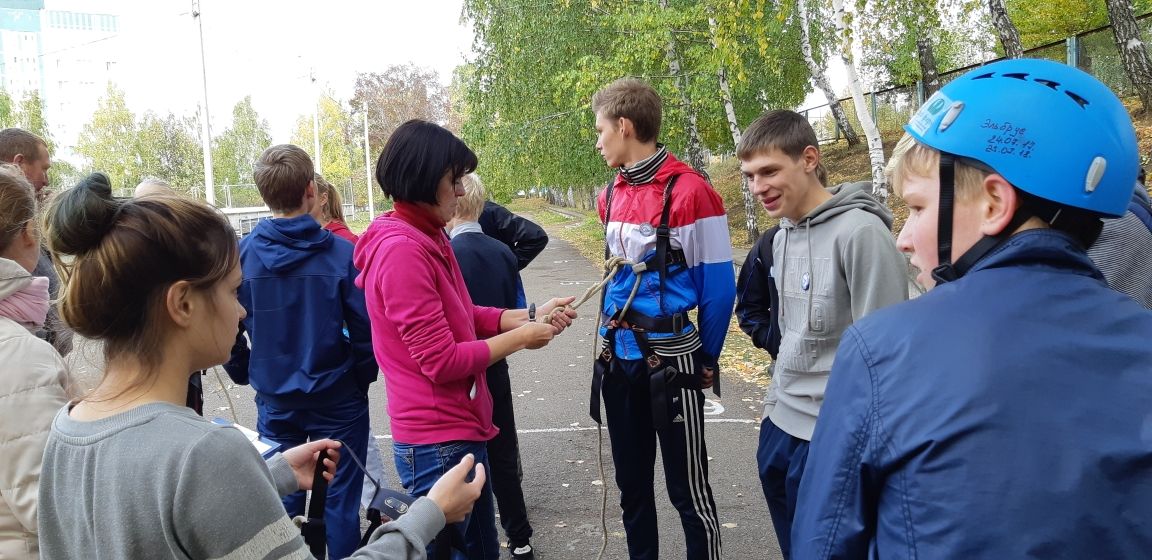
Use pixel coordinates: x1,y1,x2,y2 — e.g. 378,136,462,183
509,541,535,560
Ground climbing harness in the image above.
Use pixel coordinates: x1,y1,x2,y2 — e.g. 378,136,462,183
211,365,465,559
567,173,719,560
296,438,466,559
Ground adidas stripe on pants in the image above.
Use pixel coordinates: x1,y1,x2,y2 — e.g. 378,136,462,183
602,357,722,560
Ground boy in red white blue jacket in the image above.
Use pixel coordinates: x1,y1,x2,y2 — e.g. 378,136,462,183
591,78,735,560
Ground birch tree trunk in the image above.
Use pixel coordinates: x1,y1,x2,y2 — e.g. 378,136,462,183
659,0,707,172
831,0,888,200
708,16,759,242
915,13,941,97
987,0,1024,58
1105,0,1152,113
798,0,860,146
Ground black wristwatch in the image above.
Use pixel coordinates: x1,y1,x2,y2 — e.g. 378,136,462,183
528,303,536,321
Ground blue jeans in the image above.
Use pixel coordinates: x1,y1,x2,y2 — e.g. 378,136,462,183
257,396,370,560
757,416,809,560
393,440,499,560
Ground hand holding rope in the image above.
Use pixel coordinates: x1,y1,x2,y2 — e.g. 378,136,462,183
536,256,646,325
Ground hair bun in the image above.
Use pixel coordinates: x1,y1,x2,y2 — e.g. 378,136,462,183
44,172,123,257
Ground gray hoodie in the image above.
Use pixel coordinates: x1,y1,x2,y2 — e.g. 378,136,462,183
764,182,908,441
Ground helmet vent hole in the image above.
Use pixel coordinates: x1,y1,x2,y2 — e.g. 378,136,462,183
1085,156,1107,193
1065,90,1090,109
1035,78,1061,90
973,72,996,80
1004,72,1030,81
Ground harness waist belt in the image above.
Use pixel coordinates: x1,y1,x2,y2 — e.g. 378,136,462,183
615,309,691,333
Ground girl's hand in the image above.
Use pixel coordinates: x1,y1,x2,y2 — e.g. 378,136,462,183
284,439,341,491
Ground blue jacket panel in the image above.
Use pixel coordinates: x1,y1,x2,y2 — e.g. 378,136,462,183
793,230,1152,559
223,215,376,409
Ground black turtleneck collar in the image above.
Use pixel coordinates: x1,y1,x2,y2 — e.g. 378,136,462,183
619,144,667,185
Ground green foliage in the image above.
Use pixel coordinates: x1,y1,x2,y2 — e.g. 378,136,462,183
15,91,52,153
291,94,361,210
856,0,995,88
2,89,70,186
47,159,81,190
0,90,13,129
1007,0,1152,48
76,84,140,192
75,85,208,195
460,0,811,199
213,96,272,187
136,111,203,193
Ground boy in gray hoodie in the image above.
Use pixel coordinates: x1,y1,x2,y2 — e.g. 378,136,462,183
736,110,907,558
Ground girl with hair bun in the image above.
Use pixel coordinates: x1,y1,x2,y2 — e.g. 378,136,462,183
36,173,480,559
0,165,71,559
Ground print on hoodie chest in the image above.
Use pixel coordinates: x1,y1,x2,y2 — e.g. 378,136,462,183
781,255,831,334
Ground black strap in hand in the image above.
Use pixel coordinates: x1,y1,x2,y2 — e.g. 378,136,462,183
301,449,330,559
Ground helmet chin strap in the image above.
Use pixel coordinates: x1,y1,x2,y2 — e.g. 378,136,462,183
930,153,1033,285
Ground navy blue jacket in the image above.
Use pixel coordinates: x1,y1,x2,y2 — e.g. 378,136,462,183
224,215,376,409
479,202,547,307
793,229,1152,559
736,225,782,359
451,229,519,310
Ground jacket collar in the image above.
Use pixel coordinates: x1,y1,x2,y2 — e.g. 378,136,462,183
619,144,668,185
965,228,1102,281
393,201,447,238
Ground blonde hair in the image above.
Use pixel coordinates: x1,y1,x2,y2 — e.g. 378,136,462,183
886,133,987,201
0,164,35,255
456,173,486,221
314,174,345,223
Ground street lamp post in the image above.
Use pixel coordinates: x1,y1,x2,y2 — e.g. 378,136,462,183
192,0,214,205
362,111,374,217
311,70,321,174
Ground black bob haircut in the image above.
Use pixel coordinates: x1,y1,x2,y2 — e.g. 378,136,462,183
376,119,478,204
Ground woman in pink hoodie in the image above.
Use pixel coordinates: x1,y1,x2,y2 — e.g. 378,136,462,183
353,120,575,559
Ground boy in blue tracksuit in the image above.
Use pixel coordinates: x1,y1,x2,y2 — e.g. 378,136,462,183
224,144,376,559
793,59,1152,558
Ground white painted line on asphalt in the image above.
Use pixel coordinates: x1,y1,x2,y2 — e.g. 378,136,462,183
371,418,756,440
703,399,725,415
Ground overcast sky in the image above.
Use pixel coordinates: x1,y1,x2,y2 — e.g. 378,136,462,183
51,0,473,141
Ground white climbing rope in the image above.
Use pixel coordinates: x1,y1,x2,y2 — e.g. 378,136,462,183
538,255,649,560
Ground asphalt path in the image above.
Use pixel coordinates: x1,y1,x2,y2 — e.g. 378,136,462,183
204,230,781,559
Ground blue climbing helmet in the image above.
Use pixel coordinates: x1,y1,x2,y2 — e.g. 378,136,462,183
905,58,1138,218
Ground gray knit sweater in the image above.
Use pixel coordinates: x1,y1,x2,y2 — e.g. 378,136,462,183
38,402,445,559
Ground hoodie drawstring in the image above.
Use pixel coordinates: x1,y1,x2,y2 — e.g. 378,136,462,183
779,228,789,330
777,219,817,335
805,218,816,333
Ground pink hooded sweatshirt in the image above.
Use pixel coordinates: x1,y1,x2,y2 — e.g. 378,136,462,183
353,202,502,444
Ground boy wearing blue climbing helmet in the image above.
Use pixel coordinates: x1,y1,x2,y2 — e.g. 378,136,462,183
791,58,1152,558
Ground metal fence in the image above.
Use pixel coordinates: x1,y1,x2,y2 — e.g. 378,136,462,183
801,13,1152,144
